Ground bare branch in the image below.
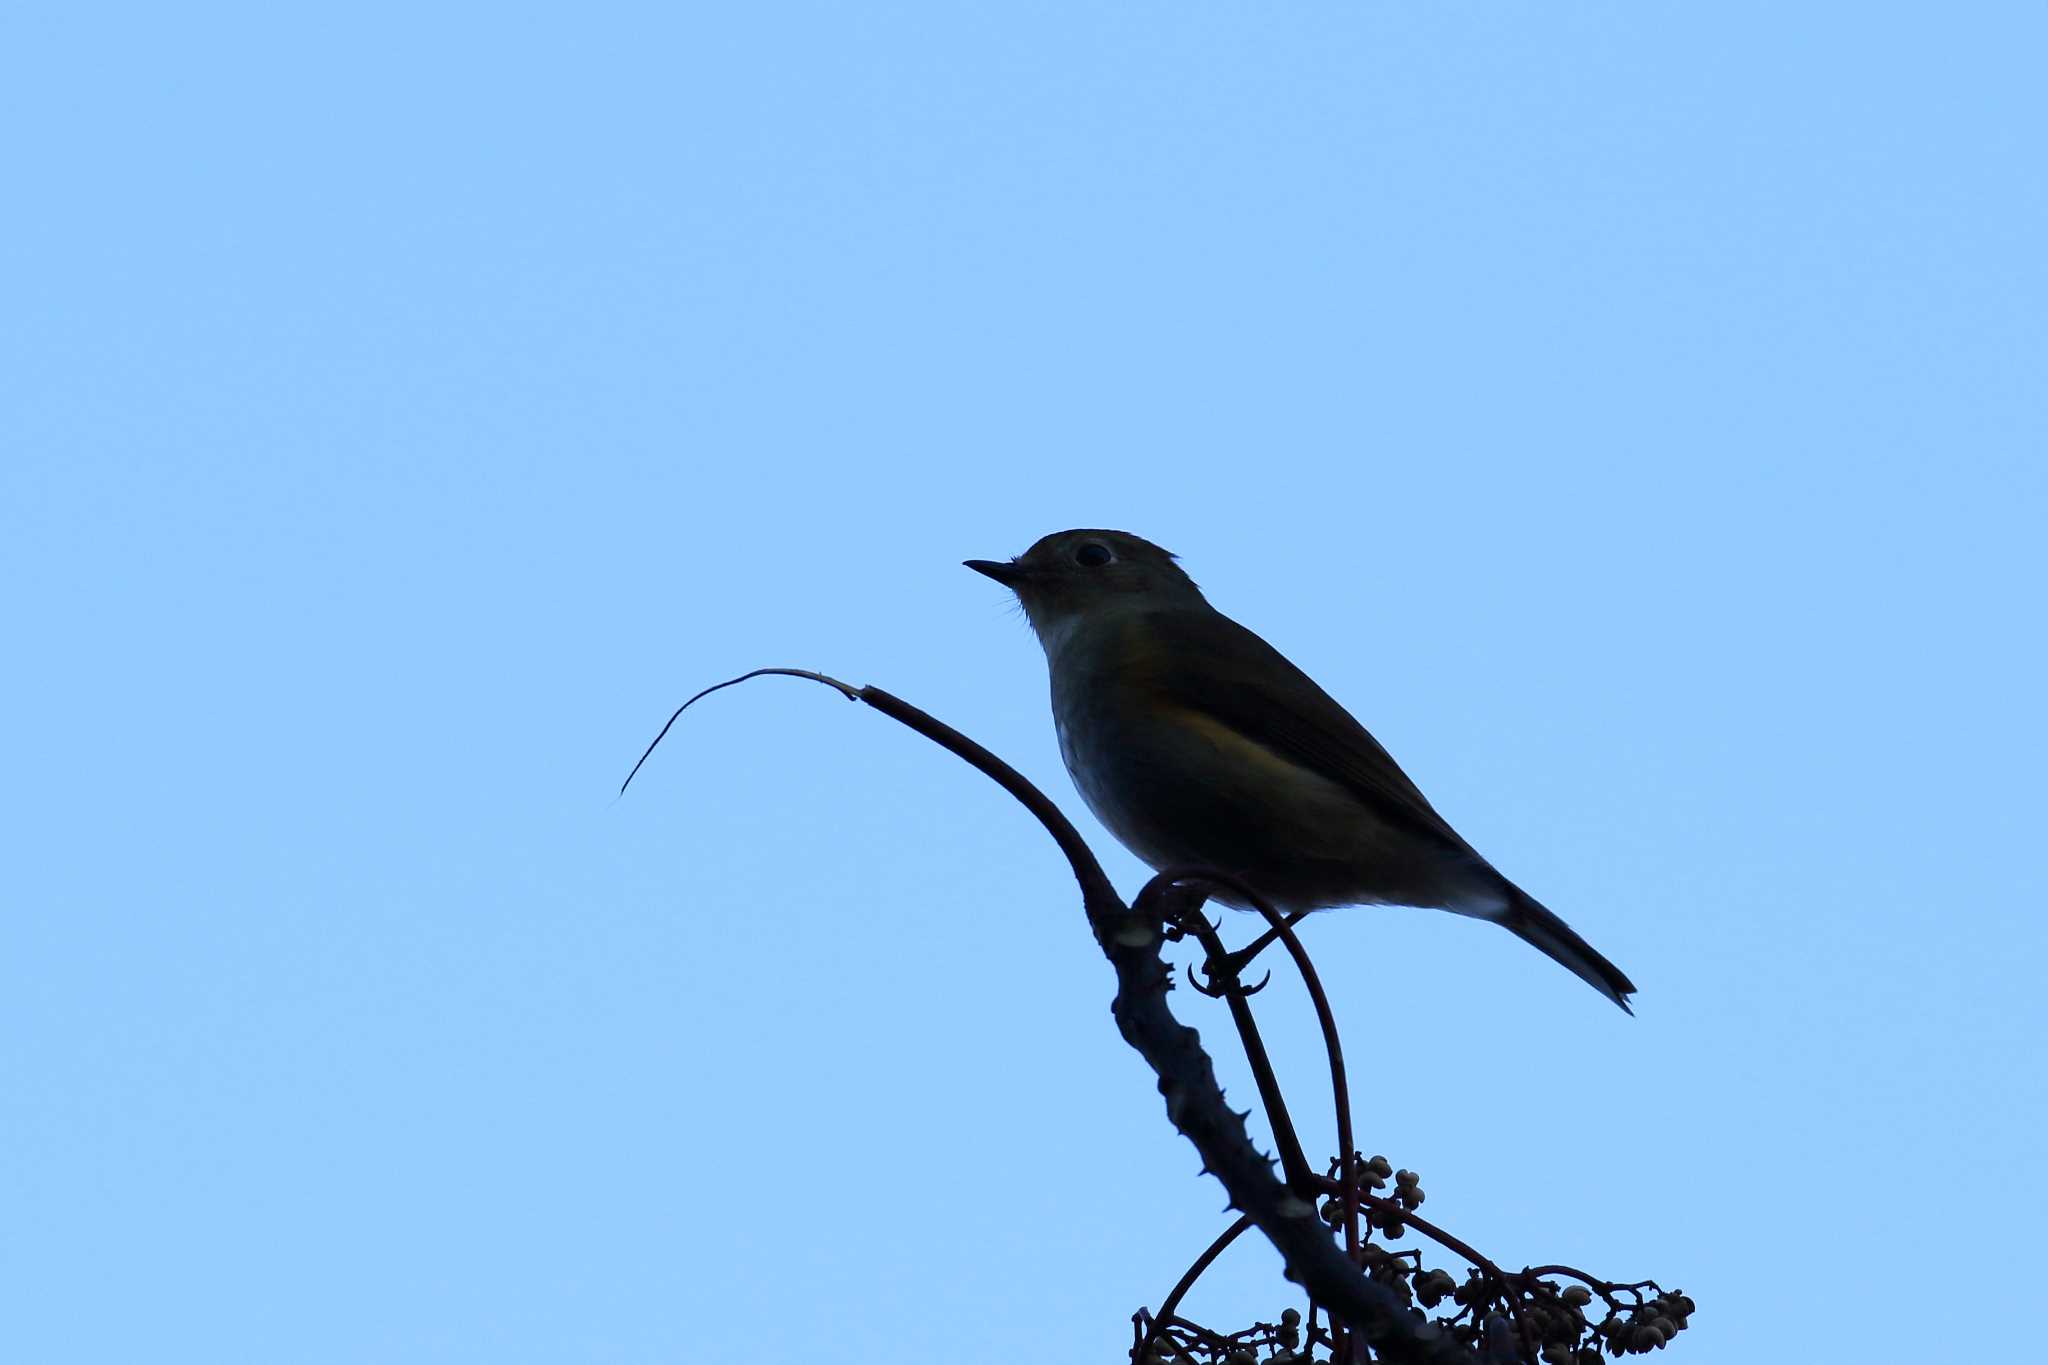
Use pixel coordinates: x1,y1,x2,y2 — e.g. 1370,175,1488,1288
624,670,1487,1363
627,670,1688,1365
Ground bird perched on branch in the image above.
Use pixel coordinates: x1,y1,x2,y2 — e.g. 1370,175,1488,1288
966,529,1636,1012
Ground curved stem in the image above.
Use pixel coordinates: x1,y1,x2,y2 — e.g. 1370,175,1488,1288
1136,880,1316,1198
1149,867,1359,1264
856,686,1125,920
1136,1214,1256,1363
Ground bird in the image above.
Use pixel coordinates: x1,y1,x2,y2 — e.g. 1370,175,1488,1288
965,529,1636,1012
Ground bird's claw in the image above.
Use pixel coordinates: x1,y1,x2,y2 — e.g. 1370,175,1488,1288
1193,963,1273,999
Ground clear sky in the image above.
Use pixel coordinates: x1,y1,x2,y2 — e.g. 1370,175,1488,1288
4,4,2043,1362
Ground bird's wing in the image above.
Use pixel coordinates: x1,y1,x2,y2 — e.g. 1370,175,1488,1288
1128,608,1478,857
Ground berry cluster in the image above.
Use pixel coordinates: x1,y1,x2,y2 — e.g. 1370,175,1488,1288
1136,1150,1692,1364
1134,1305,1307,1365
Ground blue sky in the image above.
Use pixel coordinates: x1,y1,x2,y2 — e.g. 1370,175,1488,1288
4,3,2044,1361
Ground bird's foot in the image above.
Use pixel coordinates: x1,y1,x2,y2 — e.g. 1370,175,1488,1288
1213,909,1315,980
1191,962,1273,999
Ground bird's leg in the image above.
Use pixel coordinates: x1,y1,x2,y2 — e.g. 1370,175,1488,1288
1141,882,1259,999
1151,882,1213,943
1218,909,1314,980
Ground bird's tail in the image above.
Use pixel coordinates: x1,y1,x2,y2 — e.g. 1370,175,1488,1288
1502,886,1637,1013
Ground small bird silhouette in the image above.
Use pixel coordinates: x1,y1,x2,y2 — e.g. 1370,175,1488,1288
967,529,1636,1012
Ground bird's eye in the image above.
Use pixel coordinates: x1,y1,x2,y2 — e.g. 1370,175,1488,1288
1074,542,1114,568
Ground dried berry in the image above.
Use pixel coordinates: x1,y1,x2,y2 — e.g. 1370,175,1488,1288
1415,1269,1457,1308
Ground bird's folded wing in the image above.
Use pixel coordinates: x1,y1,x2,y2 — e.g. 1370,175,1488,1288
1131,608,1475,856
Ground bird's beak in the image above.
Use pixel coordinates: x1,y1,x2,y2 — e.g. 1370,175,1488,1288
964,558,1025,587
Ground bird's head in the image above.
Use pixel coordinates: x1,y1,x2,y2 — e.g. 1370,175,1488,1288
965,529,1204,647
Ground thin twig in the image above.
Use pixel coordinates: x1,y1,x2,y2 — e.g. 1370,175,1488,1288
618,667,860,795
